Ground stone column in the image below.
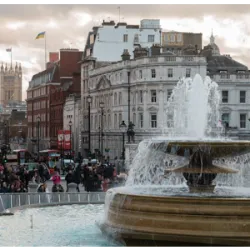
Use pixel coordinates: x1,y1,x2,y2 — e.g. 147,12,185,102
143,89,148,129
158,85,164,131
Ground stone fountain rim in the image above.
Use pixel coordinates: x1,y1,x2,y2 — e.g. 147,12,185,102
108,189,250,201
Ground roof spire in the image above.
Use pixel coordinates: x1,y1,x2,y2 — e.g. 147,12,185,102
210,29,215,44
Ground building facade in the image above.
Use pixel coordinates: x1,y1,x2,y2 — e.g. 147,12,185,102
161,31,202,55
84,19,161,61
0,63,22,106
27,48,82,154
26,65,59,153
49,49,82,150
81,54,207,159
204,34,250,138
63,94,81,155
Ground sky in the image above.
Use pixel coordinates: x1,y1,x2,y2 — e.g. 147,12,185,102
1,4,250,100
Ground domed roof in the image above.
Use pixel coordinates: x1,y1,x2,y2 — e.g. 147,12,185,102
209,32,220,56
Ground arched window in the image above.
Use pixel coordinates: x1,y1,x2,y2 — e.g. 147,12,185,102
119,113,122,126
133,113,136,127
108,114,111,128
119,92,122,105
114,114,117,129
95,115,97,129
114,92,117,106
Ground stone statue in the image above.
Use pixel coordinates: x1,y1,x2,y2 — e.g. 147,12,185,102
127,121,135,143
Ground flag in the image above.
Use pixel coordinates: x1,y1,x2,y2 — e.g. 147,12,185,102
6,48,12,52
35,31,45,39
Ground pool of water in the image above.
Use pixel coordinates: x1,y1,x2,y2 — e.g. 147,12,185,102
0,204,121,247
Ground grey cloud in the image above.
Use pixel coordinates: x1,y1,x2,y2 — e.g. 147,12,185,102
1,4,250,23
0,4,250,100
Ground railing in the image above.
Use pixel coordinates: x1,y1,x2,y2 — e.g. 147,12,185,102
0,192,106,212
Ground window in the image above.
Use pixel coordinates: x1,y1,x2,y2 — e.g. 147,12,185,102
240,91,246,103
148,35,155,43
139,113,143,128
108,114,111,127
134,34,139,43
90,34,95,44
123,34,128,42
151,90,157,102
177,34,182,42
151,69,156,78
186,68,191,78
170,34,175,42
222,90,228,103
168,68,173,78
114,114,117,128
139,90,143,103
240,114,246,128
221,113,230,127
119,113,122,125
151,113,157,128
133,113,136,126
139,70,142,79
119,92,122,105
167,114,174,128
167,89,173,101
114,92,117,106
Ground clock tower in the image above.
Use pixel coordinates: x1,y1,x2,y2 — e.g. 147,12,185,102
0,62,22,106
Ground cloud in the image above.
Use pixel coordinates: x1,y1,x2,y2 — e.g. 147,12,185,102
0,4,250,100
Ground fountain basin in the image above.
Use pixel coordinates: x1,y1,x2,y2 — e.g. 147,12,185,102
102,189,250,246
151,140,250,158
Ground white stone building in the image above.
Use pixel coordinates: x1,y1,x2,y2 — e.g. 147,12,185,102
81,54,207,160
84,19,161,62
79,29,250,160
63,94,81,154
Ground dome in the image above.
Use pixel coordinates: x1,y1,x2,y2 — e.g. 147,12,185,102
209,32,220,56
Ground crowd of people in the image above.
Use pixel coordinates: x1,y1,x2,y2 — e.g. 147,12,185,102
64,159,127,192
0,163,50,193
0,158,127,193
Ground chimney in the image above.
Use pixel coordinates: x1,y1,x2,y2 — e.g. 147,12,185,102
133,47,148,59
121,49,131,61
150,44,161,56
46,52,59,69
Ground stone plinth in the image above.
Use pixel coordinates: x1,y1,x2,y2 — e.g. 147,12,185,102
102,191,250,246
125,143,138,169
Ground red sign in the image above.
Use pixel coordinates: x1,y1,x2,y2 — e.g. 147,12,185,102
58,130,71,150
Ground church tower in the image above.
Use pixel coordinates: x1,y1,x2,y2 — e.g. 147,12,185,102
0,62,22,106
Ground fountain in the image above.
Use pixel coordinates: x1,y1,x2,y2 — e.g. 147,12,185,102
101,74,250,246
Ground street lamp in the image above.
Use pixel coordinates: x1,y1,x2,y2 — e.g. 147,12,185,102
4,122,7,145
119,121,127,163
36,116,40,161
87,95,92,157
127,71,131,142
99,101,104,161
69,120,72,161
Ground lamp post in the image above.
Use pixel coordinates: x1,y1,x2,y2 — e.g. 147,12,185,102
69,120,72,161
4,122,7,145
127,71,131,143
224,121,229,137
99,101,104,161
36,116,40,161
87,95,92,157
119,121,127,163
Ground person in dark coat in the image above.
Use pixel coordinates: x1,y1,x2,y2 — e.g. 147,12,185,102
73,164,81,192
65,170,75,192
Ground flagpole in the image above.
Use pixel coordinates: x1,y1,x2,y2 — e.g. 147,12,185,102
45,32,47,70
11,48,12,68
